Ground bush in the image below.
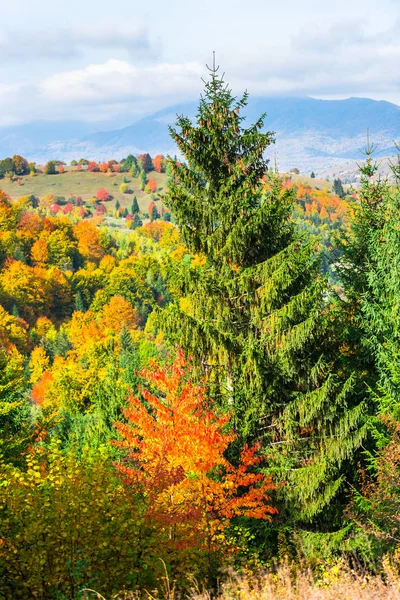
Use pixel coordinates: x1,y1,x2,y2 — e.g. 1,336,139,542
96,188,111,202
120,183,129,194
0,445,165,598
44,161,57,175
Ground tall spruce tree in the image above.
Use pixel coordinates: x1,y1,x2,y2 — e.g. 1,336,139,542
333,178,345,198
162,62,361,520
131,196,139,215
358,150,400,422
336,140,389,403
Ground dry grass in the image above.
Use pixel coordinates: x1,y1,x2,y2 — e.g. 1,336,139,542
203,564,400,600
79,563,400,600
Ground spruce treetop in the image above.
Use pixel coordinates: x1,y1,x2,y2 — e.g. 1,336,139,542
166,58,275,262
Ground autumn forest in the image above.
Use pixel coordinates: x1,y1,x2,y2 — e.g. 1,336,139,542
1,68,400,600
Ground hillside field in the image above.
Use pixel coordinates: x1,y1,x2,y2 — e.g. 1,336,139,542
1,167,337,214
0,167,167,214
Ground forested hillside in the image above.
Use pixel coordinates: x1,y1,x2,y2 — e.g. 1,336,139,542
1,68,400,600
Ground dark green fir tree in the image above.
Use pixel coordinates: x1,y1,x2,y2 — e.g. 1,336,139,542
131,196,139,214
356,148,400,422
335,138,389,398
161,59,360,521
132,213,143,230
333,178,346,198
74,290,86,312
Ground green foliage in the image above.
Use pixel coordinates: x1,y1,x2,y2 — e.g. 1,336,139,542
12,155,29,176
335,140,390,428
0,157,14,177
1,67,400,595
139,170,147,190
138,153,153,173
131,195,139,214
333,178,345,198
74,290,86,312
44,160,57,175
162,65,357,521
0,348,30,463
132,213,143,229
0,445,163,599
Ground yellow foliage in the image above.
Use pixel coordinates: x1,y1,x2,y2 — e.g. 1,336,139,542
191,253,207,268
170,244,187,261
67,310,104,352
34,316,54,338
0,446,160,598
179,296,193,316
101,295,139,333
0,305,28,352
29,347,50,383
31,239,49,265
99,254,117,273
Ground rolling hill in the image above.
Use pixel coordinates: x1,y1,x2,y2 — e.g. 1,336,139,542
1,96,399,174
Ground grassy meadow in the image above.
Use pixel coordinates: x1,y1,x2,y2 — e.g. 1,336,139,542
1,167,167,214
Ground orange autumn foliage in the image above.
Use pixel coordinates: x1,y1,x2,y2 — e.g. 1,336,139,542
147,178,157,193
101,296,139,333
31,371,54,406
67,310,105,352
31,239,49,266
73,220,107,263
137,221,179,248
114,355,277,552
153,154,165,173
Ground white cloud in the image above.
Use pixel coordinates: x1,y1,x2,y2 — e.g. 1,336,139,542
0,18,399,128
0,27,157,61
40,60,204,103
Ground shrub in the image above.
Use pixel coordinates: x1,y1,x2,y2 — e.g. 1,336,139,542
44,161,57,175
96,188,111,202
0,446,163,598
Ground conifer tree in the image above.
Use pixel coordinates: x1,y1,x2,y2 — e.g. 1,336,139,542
358,149,400,421
132,214,143,230
131,196,139,214
336,139,389,397
162,61,359,520
74,290,85,312
333,178,345,198
139,171,147,191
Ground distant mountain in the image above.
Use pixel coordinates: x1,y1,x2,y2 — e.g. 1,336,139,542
0,121,96,157
81,96,400,153
1,96,399,173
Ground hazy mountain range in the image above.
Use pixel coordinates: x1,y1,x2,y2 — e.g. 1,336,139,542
1,96,399,174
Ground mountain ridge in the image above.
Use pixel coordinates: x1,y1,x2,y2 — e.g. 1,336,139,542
1,96,399,173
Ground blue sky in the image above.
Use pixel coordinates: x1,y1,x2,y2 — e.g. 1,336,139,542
0,0,399,126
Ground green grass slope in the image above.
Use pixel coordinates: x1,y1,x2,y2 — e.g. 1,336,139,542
1,168,167,214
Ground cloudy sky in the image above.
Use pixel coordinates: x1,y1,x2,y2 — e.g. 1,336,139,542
0,0,399,127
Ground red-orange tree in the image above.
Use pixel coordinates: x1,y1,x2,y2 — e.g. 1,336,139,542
114,354,277,567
